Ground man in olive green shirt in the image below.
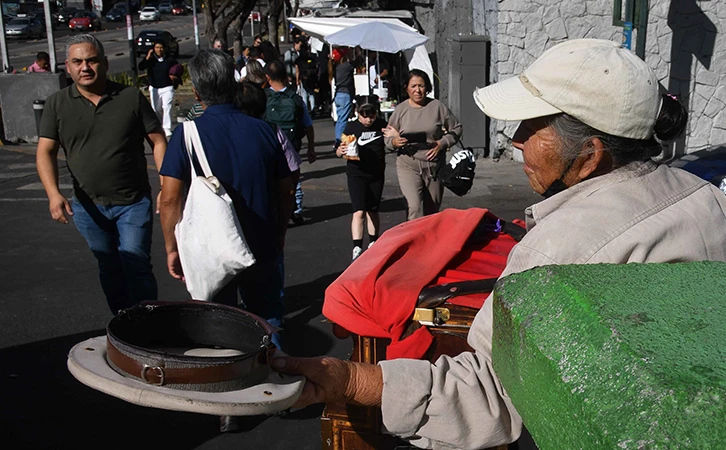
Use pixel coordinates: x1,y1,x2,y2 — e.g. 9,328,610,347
36,34,167,314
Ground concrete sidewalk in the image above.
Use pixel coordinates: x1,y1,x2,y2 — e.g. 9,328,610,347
0,115,541,448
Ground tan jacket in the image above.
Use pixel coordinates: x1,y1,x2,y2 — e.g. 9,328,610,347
379,161,726,449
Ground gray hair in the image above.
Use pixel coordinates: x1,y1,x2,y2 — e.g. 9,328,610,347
188,49,236,106
65,34,105,60
547,113,661,168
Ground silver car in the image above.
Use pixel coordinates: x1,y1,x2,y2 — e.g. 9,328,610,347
139,7,160,22
5,17,43,39
158,2,173,14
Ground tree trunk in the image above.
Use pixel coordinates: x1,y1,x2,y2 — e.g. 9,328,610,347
216,0,251,49
202,0,217,47
267,0,283,52
231,15,243,60
201,0,257,50
231,0,257,59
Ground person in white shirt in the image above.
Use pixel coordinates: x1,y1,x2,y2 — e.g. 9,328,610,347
235,47,266,82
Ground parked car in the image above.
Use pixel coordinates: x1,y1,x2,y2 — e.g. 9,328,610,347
673,146,726,195
139,7,160,22
171,3,186,15
158,2,173,14
28,10,51,31
56,7,78,24
135,30,179,58
69,11,102,32
106,5,127,22
5,17,43,39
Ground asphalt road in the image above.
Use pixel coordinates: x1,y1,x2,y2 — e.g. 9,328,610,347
0,116,541,448
2,13,258,73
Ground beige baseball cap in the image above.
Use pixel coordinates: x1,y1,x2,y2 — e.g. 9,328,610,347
473,39,661,140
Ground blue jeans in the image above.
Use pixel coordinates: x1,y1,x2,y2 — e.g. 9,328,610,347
72,194,158,314
294,181,304,215
334,92,353,141
300,85,316,112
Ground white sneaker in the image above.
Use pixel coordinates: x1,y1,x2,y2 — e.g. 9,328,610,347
352,246,363,261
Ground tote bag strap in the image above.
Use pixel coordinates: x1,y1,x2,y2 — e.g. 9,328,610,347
183,121,215,179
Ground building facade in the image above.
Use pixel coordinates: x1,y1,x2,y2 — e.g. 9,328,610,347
414,0,724,161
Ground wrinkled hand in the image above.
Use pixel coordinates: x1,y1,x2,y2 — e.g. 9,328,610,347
307,148,317,164
426,140,442,161
167,251,185,281
336,143,348,158
271,356,353,407
49,193,73,224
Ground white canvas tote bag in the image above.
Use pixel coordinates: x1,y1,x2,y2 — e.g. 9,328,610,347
174,121,256,300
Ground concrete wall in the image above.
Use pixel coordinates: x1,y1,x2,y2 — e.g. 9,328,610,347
0,72,68,143
417,0,726,160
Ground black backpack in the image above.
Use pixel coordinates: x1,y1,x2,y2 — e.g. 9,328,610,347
298,55,319,91
437,134,476,196
264,89,305,149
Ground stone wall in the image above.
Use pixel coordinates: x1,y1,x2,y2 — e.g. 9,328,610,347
490,0,620,160
412,0,474,105
416,0,726,160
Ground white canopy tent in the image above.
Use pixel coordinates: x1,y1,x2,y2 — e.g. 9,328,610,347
289,16,435,98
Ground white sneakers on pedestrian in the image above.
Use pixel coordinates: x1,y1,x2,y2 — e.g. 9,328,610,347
352,246,363,261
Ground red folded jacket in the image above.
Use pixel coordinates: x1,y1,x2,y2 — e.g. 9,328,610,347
323,208,523,360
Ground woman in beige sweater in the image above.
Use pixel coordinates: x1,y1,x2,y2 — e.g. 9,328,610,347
384,69,462,220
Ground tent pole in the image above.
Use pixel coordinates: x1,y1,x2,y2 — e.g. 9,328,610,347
377,55,381,96
365,50,370,96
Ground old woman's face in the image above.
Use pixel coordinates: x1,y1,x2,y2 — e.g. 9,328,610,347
512,118,567,195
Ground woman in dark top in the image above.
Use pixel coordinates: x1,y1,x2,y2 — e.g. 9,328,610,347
336,95,387,261
333,47,355,148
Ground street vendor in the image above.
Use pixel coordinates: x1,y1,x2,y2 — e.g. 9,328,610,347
271,39,726,449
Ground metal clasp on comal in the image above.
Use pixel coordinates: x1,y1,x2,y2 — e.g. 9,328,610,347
413,307,451,326
141,364,165,386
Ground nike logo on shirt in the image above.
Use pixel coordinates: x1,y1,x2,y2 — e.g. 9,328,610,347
357,135,382,146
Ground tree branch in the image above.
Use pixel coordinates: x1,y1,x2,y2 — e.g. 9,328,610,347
214,0,234,18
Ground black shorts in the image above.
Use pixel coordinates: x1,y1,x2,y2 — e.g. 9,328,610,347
347,174,384,212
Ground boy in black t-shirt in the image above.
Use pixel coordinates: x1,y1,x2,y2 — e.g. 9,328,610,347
336,95,387,261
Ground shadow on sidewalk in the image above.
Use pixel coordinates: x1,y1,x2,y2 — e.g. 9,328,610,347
283,272,343,357
302,165,347,181
304,198,406,225
0,330,220,448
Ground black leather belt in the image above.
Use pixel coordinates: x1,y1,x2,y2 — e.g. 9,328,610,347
106,301,277,392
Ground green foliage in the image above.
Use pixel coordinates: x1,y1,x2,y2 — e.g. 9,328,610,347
108,62,190,88
107,71,140,87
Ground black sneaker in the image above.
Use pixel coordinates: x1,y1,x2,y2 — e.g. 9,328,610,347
291,213,304,225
